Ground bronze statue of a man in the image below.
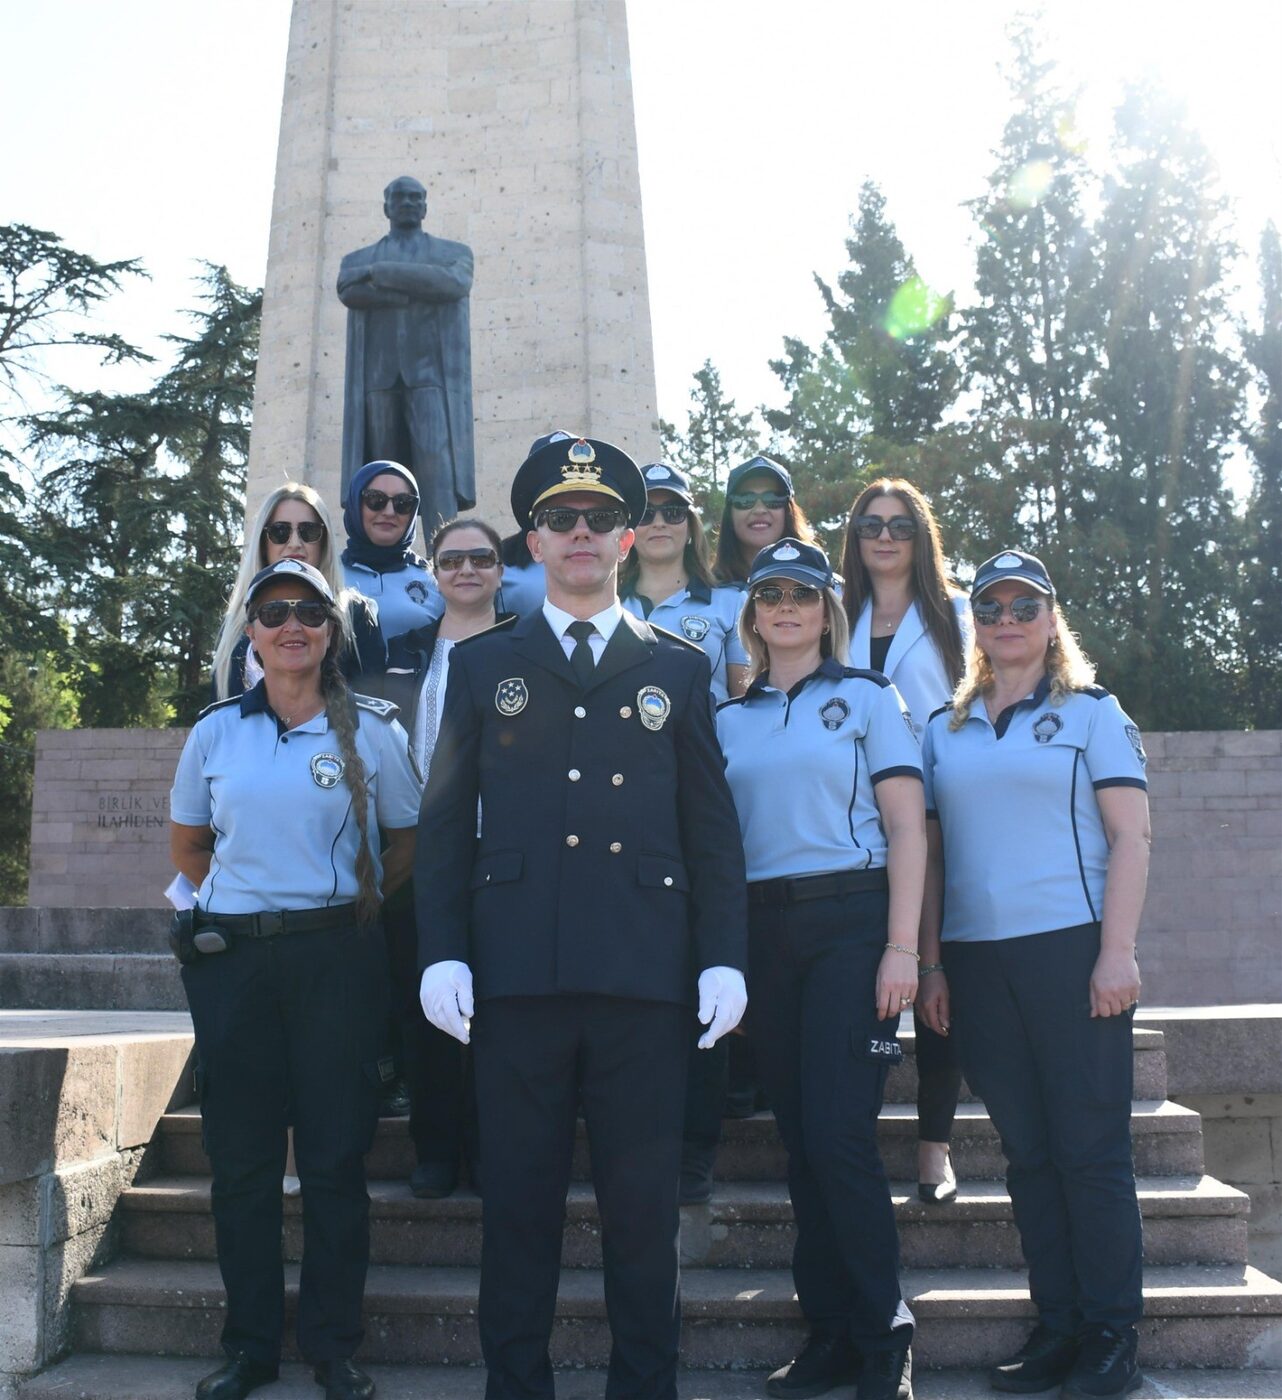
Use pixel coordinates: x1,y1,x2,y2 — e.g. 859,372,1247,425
337,176,475,529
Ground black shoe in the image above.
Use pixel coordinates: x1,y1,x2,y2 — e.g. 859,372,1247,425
679,1144,716,1205
766,1335,860,1398
724,1084,759,1119
313,1357,376,1399
916,1178,957,1204
989,1324,1078,1392
195,1356,279,1400
410,1160,458,1199
378,1077,410,1118
856,1345,912,1400
1060,1326,1140,1397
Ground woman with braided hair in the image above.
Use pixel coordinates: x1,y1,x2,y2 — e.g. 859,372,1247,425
170,559,420,1400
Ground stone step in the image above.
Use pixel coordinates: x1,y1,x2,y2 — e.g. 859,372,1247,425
70,1258,1282,1369
156,1099,1206,1183
0,952,185,1011
119,1173,1249,1271
20,1355,1282,1399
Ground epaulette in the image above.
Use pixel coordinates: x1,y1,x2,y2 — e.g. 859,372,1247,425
353,693,400,721
1074,685,1111,700
196,694,241,721
650,623,703,654
928,702,955,722
455,614,518,647
840,666,892,687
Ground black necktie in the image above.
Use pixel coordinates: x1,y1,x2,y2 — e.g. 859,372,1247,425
567,620,596,689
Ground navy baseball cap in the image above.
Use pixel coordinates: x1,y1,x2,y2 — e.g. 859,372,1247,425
747,538,834,590
639,461,694,503
525,429,574,459
245,558,335,610
727,455,794,498
971,549,1055,600
511,436,648,528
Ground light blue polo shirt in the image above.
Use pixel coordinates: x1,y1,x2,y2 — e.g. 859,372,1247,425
342,558,443,639
716,657,923,881
921,678,1148,943
171,683,422,914
622,580,748,702
498,560,546,618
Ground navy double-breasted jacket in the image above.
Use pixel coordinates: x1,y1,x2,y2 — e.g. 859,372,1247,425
414,608,747,1006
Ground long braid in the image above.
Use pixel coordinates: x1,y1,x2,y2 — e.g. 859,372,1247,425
322,652,382,927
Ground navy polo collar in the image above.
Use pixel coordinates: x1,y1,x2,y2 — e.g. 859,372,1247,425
745,654,845,702
989,671,1053,739
238,679,331,736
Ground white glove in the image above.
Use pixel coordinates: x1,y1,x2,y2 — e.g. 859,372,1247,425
419,960,474,1045
696,966,747,1049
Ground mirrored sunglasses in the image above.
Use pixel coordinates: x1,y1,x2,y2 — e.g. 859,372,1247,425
972,597,1045,626
436,548,499,572
751,584,824,608
729,490,790,511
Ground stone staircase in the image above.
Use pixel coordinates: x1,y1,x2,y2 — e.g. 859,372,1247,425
6,909,1282,1394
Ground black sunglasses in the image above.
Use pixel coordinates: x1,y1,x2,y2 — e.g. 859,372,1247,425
360,488,418,516
264,520,325,546
436,547,499,572
249,599,332,629
751,583,824,608
973,597,1046,625
534,506,626,534
852,514,917,541
729,490,790,511
639,502,690,526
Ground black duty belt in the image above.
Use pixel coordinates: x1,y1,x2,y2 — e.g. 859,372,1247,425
747,868,888,907
197,904,358,939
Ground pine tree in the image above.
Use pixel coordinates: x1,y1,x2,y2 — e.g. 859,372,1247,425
659,358,760,514
1091,84,1246,725
1241,224,1282,727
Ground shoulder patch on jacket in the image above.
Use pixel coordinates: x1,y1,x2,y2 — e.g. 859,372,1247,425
353,693,400,720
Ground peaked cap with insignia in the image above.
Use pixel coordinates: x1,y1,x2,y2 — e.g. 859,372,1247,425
511,435,647,529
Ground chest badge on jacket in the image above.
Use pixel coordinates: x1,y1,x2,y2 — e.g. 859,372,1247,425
405,579,430,605
819,698,850,731
310,753,345,789
681,615,710,641
637,686,671,731
496,678,529,716
1033,712,1063,744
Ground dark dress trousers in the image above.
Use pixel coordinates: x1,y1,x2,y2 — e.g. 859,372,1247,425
415,608,747,1400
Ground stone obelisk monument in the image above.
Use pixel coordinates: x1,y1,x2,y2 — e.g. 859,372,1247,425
247,0,660,524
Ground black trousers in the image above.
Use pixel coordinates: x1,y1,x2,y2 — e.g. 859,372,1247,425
181,921,386,1365
384,892,475,1169
913,1010,963,1143
747,889,915,1353
472,995,689,1400
944,923,1143,1333
682,1026,728,1150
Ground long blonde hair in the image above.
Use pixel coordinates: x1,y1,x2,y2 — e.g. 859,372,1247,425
211,484,352,699
950,602,1095,729
738,585,851,686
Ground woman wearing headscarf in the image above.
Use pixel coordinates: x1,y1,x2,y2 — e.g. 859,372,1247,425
342,460,444,642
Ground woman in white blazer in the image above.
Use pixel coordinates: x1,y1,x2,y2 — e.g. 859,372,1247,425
841,478,971,1206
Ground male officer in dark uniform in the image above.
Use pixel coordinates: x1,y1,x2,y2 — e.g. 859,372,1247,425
415,436,748,1400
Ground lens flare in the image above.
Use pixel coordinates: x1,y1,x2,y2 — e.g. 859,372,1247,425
1008,158,1055,209
883,277,949,340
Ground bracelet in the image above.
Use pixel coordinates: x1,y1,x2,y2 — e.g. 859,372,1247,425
884,942,919,961
918,963,945,976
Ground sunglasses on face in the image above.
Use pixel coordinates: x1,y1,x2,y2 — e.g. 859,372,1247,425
639,502,690,526
973,596,1046,626
436,547,499,572
729,490,790,511
534,506,626,533
360,488,418,516
263,520,325,546
751,583,824,609
249,599,333,629
852,514,917,541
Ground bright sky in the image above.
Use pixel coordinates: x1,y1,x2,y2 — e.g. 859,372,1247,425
2,0,1279,439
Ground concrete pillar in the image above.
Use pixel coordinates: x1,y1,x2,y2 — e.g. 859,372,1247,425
247,0,660,528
